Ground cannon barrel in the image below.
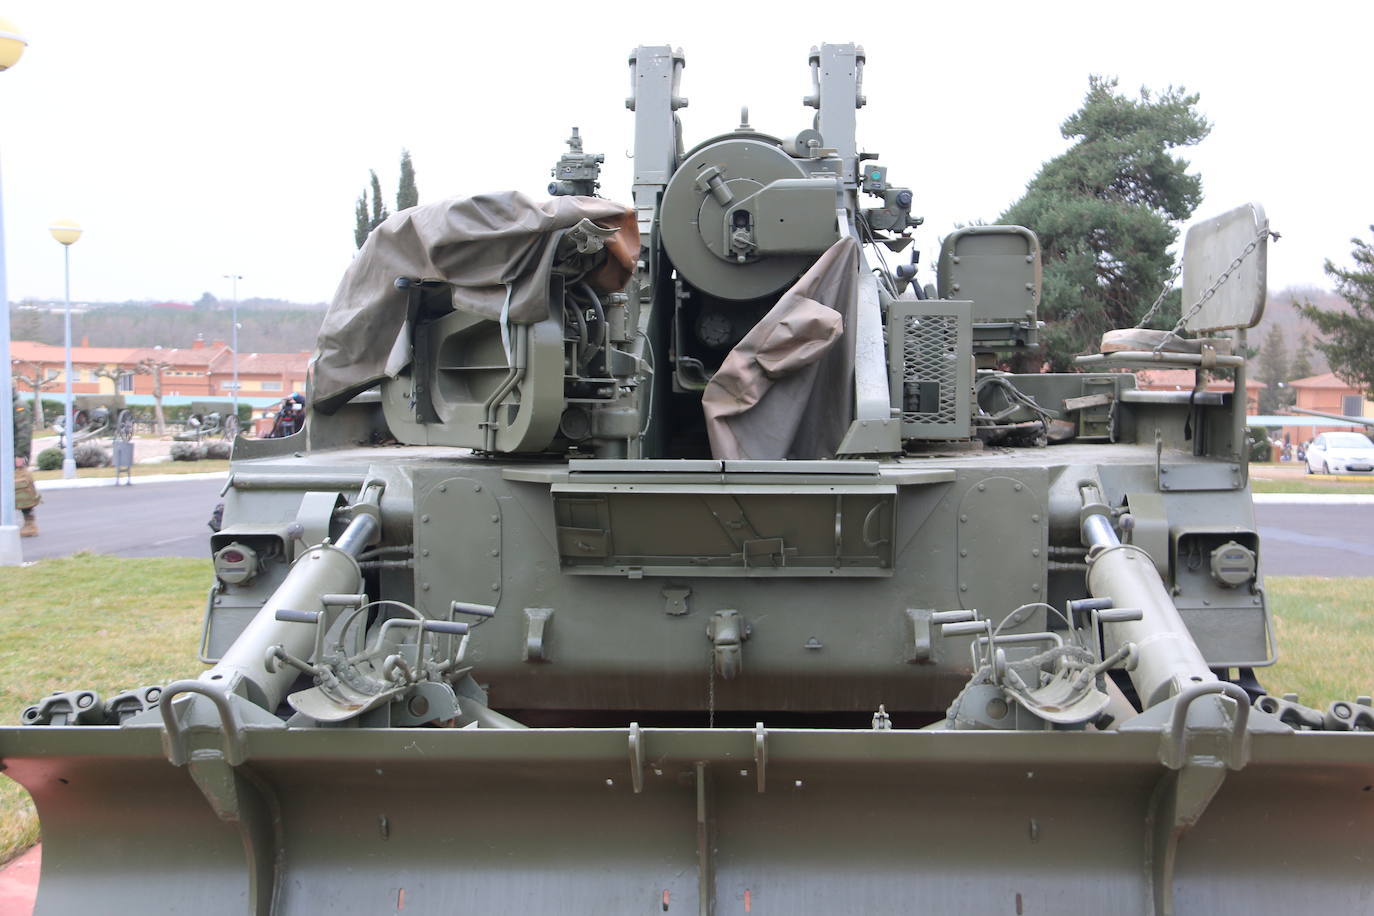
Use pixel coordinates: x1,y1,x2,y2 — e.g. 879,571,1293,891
204,513,378,711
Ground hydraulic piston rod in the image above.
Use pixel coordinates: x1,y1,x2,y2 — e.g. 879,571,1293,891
204,512,378,711
1079,484,1215,708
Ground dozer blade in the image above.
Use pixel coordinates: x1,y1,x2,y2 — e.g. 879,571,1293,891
2,725,1372,916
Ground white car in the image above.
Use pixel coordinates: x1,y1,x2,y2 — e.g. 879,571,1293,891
1305,431,1374,475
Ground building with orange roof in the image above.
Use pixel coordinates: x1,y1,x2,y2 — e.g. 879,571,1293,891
1281,372,1372,443
10,338,311,412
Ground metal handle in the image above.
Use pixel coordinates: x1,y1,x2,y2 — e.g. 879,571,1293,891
422,620,470,635
940,621,989,637
274,609,322,624
159,680,246,767
1162,681,1251,770
450,601,497,618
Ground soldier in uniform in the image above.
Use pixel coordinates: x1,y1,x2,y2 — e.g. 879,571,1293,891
12,388,39,537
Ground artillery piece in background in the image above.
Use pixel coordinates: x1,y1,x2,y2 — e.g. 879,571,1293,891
172,400,241,442
3,43,1372,916
50,394,133,447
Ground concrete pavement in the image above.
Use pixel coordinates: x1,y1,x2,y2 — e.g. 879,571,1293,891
19,476,224,560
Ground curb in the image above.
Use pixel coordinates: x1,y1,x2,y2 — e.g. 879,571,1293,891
1253,493,1374,505
35,472,228,491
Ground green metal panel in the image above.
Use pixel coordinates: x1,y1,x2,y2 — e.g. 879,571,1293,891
3,725,1372,916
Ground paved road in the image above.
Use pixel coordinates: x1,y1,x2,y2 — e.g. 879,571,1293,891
1256,503,1373,578
21,478,223,560
15,478,1373,577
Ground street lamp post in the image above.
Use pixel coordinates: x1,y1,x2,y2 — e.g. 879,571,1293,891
223,273,241,419
50,218,82,479
0,16,29,565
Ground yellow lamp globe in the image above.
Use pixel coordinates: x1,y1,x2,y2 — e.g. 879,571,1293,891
0,17,27,72
48,218,82,246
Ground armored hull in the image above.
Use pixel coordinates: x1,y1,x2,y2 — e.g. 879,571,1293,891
3,42,1370,916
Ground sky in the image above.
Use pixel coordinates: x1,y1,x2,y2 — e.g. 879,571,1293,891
0,0,1369,308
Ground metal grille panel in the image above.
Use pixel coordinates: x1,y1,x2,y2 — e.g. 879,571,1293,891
888,301,971,440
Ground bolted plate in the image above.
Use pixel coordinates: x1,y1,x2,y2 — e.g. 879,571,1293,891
956,475,1048,613
414,477,502,616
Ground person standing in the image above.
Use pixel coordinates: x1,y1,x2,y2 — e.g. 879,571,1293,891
12,388,39,537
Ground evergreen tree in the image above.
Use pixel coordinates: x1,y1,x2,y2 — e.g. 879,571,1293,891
397,149,418,210
10,307,41,340
1256,323,1292,414
353,193,370,249
354,156,417,248
1291,331,1314,382
370,170,388,227
353,169,393,249
1000,76,1210,370
1300,229,1374,397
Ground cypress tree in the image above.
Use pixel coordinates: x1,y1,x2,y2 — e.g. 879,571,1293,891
397,149,418,210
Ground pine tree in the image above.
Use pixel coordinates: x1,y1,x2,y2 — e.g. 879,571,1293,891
1291,331,1314,382
1300,230,1374,397
1000,77,1210,370
1256,323,1292,414
397,149,418,210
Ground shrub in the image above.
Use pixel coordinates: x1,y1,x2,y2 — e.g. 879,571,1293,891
73,444,111,468
35,447,63,471
202,440,233,460
169,442,206,461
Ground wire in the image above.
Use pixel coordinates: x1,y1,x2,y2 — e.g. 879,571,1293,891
857,213,900,298
635,328,656,441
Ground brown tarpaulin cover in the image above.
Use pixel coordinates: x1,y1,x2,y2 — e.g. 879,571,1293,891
312,192,636,413
702,237,859,459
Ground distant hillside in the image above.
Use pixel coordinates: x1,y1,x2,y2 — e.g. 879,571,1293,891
1247,285,1351,378
8,299,327,353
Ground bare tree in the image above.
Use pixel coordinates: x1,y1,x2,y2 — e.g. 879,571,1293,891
11,360,60,428
136,357,174,435
92,365,135,394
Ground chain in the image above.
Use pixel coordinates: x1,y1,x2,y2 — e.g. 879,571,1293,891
707,647,716,728
1152,224,1280,352
1135,264,1182,328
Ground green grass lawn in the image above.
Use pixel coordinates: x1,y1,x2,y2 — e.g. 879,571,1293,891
0,562,1370,866
30,459,231,482
0,556,211,865
1251,477,1374,494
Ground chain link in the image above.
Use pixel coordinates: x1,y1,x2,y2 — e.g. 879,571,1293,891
1135,264,1182,329
1152,224,1279,352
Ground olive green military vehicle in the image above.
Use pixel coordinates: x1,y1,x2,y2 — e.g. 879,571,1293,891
4,44,1371,916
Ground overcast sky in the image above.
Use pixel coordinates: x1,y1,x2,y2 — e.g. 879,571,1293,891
0,0,1369,308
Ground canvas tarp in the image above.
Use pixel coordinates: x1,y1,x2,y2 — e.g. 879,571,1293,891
312,192,636,413
702,237,859,460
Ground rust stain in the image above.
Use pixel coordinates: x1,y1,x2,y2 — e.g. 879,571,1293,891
397,887,405,911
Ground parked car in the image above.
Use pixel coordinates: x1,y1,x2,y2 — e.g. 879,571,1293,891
1305,431,1374,474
